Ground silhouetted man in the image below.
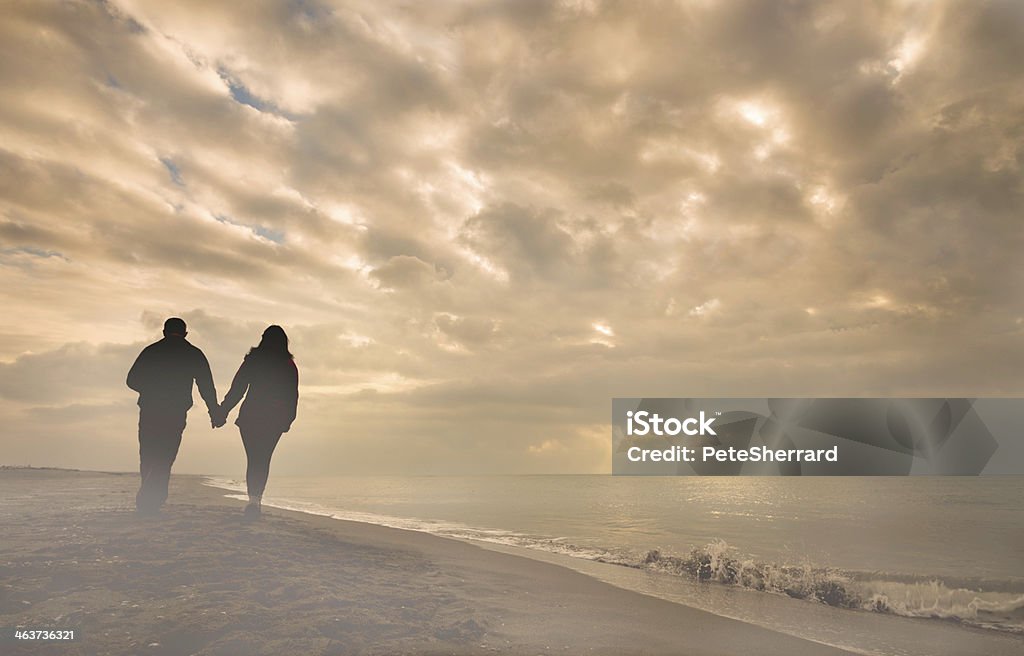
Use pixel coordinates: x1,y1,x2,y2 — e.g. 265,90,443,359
127,317,222,515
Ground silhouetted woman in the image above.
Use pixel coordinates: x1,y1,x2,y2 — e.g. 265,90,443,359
219,325,298,518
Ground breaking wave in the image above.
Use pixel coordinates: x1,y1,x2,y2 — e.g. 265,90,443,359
628,540,1024,634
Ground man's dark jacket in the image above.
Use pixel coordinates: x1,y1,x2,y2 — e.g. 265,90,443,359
127,336,217,412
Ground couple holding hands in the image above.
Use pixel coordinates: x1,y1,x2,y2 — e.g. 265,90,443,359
127,318,298,519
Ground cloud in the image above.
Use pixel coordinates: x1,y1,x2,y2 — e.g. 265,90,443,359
459,203,575,281
0,342,138,404
370,255,443,290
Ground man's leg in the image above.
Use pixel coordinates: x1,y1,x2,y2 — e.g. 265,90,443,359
137,409,158,513
136,438,152,512
137,406,186,514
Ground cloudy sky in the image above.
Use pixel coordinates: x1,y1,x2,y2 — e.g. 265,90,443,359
1,0,1022,475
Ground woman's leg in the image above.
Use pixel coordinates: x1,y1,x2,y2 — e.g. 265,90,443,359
239,427,259,501
240,426,283,502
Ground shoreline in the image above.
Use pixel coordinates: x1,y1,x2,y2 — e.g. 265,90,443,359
197,474,1024,656
1,468,858,655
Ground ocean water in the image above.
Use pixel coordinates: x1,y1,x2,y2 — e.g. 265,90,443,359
205,475,1024,655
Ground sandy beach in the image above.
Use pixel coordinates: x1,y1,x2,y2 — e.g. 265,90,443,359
0,469,862,656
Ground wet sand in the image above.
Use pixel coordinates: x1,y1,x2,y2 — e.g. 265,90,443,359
0,469,855,655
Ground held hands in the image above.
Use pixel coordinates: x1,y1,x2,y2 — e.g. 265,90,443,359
210,404,228,429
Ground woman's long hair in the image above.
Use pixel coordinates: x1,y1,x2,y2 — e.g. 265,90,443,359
248,325,293,359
